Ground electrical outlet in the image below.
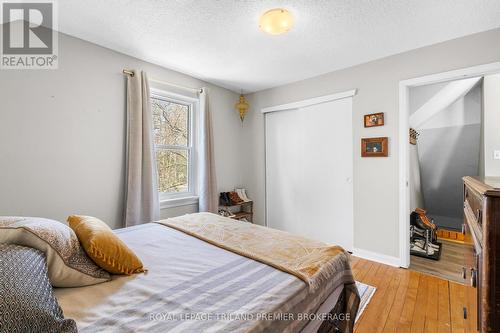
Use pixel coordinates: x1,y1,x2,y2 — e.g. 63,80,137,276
494,150,500,160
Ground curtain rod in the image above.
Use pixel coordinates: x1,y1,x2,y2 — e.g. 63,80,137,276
122,69,203,94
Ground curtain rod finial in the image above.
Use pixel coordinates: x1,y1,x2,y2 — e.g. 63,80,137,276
123,69,135,77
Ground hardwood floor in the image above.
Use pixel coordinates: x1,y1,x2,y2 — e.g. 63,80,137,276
409,239,470,284
351,256,475,333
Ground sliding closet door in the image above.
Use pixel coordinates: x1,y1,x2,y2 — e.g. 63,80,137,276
265,98,353,250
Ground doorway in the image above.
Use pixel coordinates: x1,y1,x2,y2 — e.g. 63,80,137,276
408,77,482,282
398,62,500,275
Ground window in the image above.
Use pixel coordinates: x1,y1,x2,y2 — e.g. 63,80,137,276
151,90,197,202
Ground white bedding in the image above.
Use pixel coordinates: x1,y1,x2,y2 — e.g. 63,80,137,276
54,223,345,333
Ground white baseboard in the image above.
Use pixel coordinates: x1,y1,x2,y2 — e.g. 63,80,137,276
352,248,401,267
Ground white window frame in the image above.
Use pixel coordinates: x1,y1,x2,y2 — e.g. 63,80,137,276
150,88,199,208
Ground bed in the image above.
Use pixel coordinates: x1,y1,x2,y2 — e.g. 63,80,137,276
54,213,359,333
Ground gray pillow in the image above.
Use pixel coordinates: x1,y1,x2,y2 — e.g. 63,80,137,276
0,243,78,333
0,216,110,287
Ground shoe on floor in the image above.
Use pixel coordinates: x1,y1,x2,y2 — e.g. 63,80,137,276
229,191,244,205
236,188,250,202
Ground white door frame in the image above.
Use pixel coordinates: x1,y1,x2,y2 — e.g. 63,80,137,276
261,89,357,114
398,61,500,268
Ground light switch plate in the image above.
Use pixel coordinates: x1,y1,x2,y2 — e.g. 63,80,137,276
494,150,500,160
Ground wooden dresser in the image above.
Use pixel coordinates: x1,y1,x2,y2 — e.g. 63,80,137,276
463,176,500,332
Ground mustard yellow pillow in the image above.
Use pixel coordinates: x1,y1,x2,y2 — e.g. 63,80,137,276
67,215,146,275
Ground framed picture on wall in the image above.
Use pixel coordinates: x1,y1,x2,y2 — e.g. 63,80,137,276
364,112,384,127
361,137,388,157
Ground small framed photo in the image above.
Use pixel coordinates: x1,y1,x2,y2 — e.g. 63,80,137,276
361,137,388,157
364,112,384,127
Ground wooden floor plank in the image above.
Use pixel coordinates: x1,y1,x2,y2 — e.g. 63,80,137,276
425,318,439,333
465,280,477,333
410,274,428,333
355,264,394,333
426,276,440,320
424,275,440,333
352,256,475,333
361,259,383,286
354,261,384,331
381,268,411,333
449,282,466,333
437,279,451,333
395,270,421,333
372,266,403,333
351,257,373,282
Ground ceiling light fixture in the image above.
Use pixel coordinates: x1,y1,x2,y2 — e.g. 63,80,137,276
259,8,294,35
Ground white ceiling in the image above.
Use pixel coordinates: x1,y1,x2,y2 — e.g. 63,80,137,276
58,0,500,93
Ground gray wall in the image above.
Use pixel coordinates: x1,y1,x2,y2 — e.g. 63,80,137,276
409,83,482,230
418,123,481,230
409,82,448,115
0,32,243,229
243,28,500,259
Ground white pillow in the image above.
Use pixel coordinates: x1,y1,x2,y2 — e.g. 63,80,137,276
0,216,110,287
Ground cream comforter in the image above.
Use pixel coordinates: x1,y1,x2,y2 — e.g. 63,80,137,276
160,213,347,292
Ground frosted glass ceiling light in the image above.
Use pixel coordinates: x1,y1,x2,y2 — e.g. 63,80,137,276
259,8,294,35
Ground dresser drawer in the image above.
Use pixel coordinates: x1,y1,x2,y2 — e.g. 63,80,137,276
464,185,483,226
464,201,483,247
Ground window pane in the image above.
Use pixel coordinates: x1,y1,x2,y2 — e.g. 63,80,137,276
156,149,189,193
152,98,189,146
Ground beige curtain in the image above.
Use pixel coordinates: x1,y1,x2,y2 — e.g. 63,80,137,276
198,89,218,213
124,70,159,227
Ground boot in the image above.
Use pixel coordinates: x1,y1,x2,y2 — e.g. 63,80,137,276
229,191,244,205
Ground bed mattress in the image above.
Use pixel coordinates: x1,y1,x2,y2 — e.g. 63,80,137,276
54,223,350,333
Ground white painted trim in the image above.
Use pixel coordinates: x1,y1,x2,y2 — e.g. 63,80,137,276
352,248,401,267
398,83,411,268
261,89,357,113
398,61,500,269
263,115,269,228
150,87,199,103
160,196,199,209
400,61,500,88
